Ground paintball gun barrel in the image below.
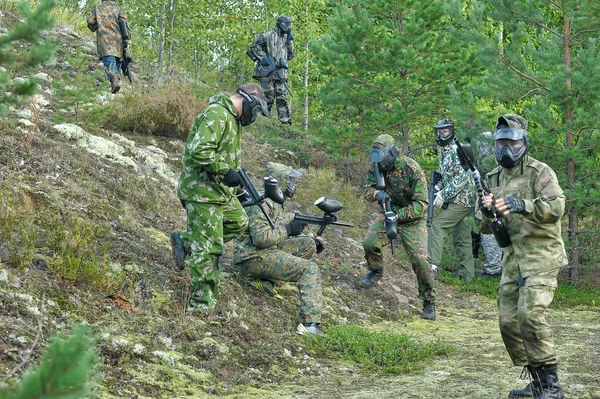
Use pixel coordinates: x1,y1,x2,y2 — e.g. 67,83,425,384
293,197,353,236
238,169,276,229
453,137,511,248
372,163,398,254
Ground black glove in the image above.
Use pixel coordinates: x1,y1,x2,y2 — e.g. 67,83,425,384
222,169,241,187
260,56,273,66
287,32,294,41
285,219,307,237
313,237,325,254
376,190,389,206
478,195,495,219
504,196,526,214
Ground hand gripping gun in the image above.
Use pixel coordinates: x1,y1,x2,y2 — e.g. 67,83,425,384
238,169,277,230
370,151,398,254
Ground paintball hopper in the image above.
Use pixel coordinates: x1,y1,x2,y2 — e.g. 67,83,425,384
314,197,343,213
279,58,289,69
264,177,285,206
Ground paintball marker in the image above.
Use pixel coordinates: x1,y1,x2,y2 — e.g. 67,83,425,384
247,50,292,96
238,169,276,230
453,137,511,248
119,20,133,83
293,197,353,236
427,171,448,228
369,148,398,254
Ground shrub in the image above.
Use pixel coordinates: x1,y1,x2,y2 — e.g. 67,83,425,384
304,325,454,374
104,82,206,139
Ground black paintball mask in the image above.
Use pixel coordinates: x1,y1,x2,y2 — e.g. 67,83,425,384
434,118,455,146
494,127,528,168
237,88,269,126
369,143,399,173
276,15,293,33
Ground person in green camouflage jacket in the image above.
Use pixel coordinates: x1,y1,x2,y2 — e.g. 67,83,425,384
170,83,269,312
428,119,478,281
477,114,566,399
86,0,130,93
233,162,325,335
359,134,437,321
249,15,295,124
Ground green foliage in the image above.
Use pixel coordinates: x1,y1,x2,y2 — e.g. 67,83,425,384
0,324,100,399
0,0,57,115
52,45,104,122
304,325,454,374
553,282,600,308
103,82,206,139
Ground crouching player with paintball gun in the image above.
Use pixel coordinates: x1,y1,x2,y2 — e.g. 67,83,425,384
233,162,325,335
359,134,437,320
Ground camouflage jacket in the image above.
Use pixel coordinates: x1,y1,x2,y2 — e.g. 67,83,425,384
364,155,429,223
250,27,294,80
476,155,567,276
437,143,477,208
233,199,290,264
177,94,241,204
87,0,129,59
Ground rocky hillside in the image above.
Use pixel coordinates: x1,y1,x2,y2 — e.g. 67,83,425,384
1,16,599,399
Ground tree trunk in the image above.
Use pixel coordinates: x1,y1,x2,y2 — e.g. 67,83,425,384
156,3,166,82
303,41,309,135
166,0,178,79
194,46,198,85
563,13,580,282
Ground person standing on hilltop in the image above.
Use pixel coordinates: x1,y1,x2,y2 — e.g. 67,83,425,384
86,0,130,94
169,83,269,312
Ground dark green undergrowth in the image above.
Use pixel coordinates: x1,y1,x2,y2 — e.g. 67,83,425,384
304,325,455,374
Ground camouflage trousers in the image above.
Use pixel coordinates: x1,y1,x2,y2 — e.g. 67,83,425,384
428,203,475,279
363,216,435,301
258,77,291,123
498,265,560,367
481,233,503,275
180,198,248,309
238,236,322,324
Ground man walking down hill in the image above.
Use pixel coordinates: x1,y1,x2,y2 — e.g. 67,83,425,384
359,134,437,321
87,0,130,94
233,162,325,335
170,83,269,312
248,15,295,125
478,114,567,399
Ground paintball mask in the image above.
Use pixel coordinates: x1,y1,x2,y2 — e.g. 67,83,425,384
494,114,528,168
434,118,455,146
237,88,269,126
276,15,293,33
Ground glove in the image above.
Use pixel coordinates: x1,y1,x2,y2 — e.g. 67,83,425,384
236,188,252,206
222,169,241,187
313,237,325,254
285,219,307,237
434,182,443,192
260,56,273,66
504,196,526,214
433,192,445,208
478,195,495,219
287,32,294,41
375,190,389,206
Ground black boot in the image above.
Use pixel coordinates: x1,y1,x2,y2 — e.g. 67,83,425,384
170,231,188,270
533,364,564,399
421,300,436,320
360,270,383,288
509,366,536,398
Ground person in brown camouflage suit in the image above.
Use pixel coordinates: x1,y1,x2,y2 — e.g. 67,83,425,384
248,15,295,124
360,134,437,320
87,0,130,93
233,162,325,335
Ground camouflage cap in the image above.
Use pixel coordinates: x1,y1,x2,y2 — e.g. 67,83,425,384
264,162,301,190
496,114,528,130
373,134,395,147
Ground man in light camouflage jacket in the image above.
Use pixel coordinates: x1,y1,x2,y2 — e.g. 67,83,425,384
428,119,477,281
170,83,269,312
478,114,566,399
87,0,130,93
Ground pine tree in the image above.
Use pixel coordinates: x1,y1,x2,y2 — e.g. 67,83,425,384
310,0,481,155
0,324,100,399
447,0,600,280
0,0,58,115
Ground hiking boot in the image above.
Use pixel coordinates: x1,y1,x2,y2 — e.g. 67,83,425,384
431,264,439,280
296,322,325,335
250,278,282,299
170,231,187,270
421,300,436,321
360,270,383,288
533,364,564,399
476,271,502,279
111,75,121,94
452,272,474,282
509,366,536,398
